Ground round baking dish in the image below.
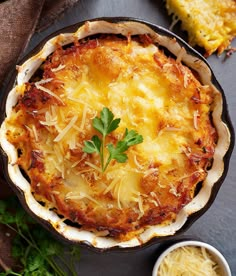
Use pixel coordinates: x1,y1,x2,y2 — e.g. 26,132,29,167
152,240,231,276
0,17,234,250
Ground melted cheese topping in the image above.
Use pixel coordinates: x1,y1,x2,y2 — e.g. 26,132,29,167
158,246,221,276
5,35,217,240
166,0,236,56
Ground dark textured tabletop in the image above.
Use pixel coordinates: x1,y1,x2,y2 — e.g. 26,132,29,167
13,0,236,275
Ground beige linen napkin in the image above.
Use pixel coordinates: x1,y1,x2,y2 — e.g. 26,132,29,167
0,0,45,85
0,0,79,85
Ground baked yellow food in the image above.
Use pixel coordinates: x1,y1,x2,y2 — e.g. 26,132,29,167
4,33,217,240
165,0,236,56
0,20,231,248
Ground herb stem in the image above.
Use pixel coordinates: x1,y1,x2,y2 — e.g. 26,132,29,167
5,224,33,247
23,244,32,264
4,271,21,276
48,258,66,276
57,255,78,276
101,135,106,171
103,154,112,172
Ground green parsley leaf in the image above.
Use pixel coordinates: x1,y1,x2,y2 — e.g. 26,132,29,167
83,107,143,172
83,135,101,154
107,143,128,163
26,249,45,272
123,128,144,146
93,107,120,136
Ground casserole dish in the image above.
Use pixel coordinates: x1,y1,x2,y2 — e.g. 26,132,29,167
0,18,234,250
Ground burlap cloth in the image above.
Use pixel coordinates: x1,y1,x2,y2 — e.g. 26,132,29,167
0,0,79,198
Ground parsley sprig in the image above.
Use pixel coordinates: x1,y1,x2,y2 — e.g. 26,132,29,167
0,197,80,276
83,107,143,172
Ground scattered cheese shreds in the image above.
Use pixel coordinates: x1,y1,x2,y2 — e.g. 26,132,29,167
35,83,65,104
51,64,66,72
35,78,53,85
66,191,100,205
54,115,78,142
80,104,88,131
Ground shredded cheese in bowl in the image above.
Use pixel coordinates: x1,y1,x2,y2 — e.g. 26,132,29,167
152,241,231,276
159,246,219,275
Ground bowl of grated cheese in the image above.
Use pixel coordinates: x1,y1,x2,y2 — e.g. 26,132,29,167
152,240,231,276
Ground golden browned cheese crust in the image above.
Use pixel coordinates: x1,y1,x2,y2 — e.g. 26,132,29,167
5,35,217,240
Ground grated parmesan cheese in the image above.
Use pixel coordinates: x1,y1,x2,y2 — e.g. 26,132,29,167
158,246,221,276
51,64,66,72
35,83,65,104
54,115,78,142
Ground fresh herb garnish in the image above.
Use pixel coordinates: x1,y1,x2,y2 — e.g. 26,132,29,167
0,197,80,276
83,107,143,172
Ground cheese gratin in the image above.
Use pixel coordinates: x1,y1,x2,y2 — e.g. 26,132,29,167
166,0,236,56
3,33,217,240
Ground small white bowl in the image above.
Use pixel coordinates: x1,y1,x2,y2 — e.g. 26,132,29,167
152,240,231,276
